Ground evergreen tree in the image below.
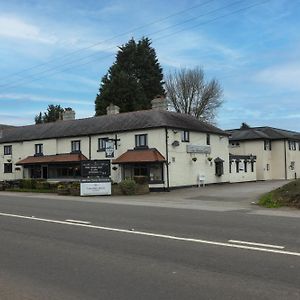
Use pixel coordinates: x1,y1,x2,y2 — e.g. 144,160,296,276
95,37,165,115
34,104,64,124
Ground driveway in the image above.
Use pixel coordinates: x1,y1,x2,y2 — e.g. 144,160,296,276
167,180,288,203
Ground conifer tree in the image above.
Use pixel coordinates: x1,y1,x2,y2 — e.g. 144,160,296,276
95,37,165,115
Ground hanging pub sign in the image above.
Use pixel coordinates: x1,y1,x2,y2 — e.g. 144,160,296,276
81,160,111,178
105,140,115,158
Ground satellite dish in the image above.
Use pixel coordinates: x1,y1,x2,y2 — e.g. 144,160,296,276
172,140,180,147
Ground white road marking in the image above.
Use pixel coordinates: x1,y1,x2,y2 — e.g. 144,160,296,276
65,219,91,224
0,211,299,257
228,240,285,249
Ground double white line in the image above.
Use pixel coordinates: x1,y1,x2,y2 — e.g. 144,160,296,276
0,211,299,257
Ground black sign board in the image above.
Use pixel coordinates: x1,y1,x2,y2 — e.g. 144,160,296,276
81,160,111,178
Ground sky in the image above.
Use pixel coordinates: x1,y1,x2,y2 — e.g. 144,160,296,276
0,0,299,131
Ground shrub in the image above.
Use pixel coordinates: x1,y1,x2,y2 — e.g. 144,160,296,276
20,179,35,189
36,181,50,190
133,176,148,185
119,179,137,195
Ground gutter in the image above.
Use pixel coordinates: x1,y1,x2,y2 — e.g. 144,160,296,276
165,127,170,192
284,139,287,180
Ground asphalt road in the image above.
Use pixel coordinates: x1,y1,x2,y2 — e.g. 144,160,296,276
0,193,300,300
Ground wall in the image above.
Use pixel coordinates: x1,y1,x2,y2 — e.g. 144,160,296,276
167,130,230,187
229,159,257,183
229,140,272,180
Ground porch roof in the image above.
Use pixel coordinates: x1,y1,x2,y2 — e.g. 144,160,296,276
16,153,88,165
112,148,165,164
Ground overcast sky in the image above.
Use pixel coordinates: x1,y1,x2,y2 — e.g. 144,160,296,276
0,0,299,131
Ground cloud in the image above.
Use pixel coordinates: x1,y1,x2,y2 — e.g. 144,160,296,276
0,15,57,44
255,62,300,91
0,93,92,106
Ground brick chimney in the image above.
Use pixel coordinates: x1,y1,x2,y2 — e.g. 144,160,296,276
106,104,120,115
151,95,167,111
62,108,75,120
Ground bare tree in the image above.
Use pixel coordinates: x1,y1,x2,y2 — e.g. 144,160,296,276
165,67,223,123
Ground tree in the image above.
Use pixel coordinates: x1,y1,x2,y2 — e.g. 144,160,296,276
95,37,165,115
34,104,64,124
165,67,223,123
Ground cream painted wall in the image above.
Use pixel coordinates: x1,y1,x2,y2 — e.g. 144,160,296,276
229,140,272,180
229,139,300,180
229,159,257,183
167,130,230,187
90,129,167,185
0,139,57,181
285,140,300,180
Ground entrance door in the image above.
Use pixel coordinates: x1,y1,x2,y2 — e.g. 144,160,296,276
42,166,48,179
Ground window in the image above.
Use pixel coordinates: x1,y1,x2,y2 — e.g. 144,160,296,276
71,140,81,152
288,140,296,151
98,138,108,151
206,133,210,145
135,134,148,148
4,163,12,173
244,160,247,173
35,144,43,156
4,145,12,155
251,161,254,172
266,164,270,171
236,161,239,173
181,130,189,142
230,142,240,148
229,161,232,173
264,140,272,151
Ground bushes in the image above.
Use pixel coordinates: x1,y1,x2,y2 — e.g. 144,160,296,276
119,179,137,195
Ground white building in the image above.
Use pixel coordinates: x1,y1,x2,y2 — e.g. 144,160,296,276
227,125,300,180
0,100,233,190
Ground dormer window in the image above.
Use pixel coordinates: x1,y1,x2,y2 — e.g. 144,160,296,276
181,130,189,142
35,144,43,156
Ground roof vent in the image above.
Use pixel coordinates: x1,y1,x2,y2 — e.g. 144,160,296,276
106,104,120,115
151,95,167,111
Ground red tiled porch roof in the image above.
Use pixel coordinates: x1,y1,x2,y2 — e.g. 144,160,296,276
112,148,165,164
16,153,88,165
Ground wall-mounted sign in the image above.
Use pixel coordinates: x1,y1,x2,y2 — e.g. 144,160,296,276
186,145,211,154
105,140,115,158
80,180,111,196
81,160,110,178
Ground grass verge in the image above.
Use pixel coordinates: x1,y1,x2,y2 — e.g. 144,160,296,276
258,179,300,209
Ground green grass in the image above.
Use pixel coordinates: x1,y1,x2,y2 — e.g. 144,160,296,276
259,179,300,209
5,188,56,193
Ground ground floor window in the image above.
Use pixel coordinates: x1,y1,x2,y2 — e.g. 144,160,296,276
123,163,164,183
26,164,81,179
4,163,12,173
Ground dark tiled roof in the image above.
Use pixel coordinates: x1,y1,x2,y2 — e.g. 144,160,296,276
112,148,165,164
0,110,228,143
227,126,300,141
16,153,88,165
0,124,16,130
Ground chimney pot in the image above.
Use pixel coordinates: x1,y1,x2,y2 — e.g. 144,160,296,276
106,104,120,115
